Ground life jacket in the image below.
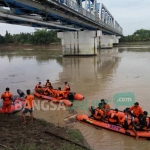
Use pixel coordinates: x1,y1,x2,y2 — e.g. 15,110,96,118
108,111,118,123
1,92,12,101
46,82,51,87
57,90,65,99
24,95,34,109
44,88,53,95
94,109,104,120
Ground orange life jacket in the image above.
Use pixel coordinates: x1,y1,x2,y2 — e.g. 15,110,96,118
57,90,65,99
94,109,104,120
46,82,51,87
109,111,118,123
24,95,34,109
1,92,12,102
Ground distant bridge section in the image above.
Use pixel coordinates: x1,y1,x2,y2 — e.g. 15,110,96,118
0,0,123,35
0,0,123,55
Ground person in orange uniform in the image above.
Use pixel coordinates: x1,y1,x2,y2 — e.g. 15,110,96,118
93,108,104,121
100,99,111,117
129,102,143,118
44,87,54,96
35,82,42,89
1,87,13,114
56,87,65,100
64,82,71,91
22,89,34,123
108,109,119,125
45,79,53,89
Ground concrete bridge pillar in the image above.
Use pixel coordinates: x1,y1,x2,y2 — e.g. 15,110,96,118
113,35,121,44
57,30,101,56
99,35,113,48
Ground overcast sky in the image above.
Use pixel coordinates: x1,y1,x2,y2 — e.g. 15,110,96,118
0,0,150,36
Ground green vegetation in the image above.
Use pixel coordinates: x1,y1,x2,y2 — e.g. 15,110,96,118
0,29,61,45
120,29,150,42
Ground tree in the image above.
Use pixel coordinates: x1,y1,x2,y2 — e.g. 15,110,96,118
5,31,13,43
0,34,5,44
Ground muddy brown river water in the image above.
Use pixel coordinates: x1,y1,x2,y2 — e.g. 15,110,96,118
0,47,150,150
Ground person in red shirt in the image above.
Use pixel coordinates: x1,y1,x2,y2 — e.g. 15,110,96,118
1,87,13,114
22,89,34,123
129,102,143,118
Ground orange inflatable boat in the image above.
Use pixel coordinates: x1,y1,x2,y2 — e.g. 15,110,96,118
77,113,150,139
0,95,23,114
50,89,84,101
34,90,72,107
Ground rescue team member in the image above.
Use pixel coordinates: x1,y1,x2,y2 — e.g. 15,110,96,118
35,82,42,89
1,87,13,114
56,87,65,100
129,102,143,118
45,79,53,89
93,108,104,121
123,111,134,130
44,87,54,96
132,111,150,140
22,89,34,123
108,109,119,125
100,99,111,118
64,82,71,91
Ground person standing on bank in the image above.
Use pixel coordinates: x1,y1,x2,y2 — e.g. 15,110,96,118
1,87,13,115
22,89,34,123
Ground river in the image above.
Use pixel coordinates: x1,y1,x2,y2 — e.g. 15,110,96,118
0,47,150,150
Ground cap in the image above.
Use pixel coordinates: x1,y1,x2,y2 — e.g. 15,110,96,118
134,102,139,105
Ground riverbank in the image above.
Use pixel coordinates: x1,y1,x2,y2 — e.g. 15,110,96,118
0,114,90,150
0,43,61,51
116,41,150,47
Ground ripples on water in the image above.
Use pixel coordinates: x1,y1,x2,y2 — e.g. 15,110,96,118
0,48,150,150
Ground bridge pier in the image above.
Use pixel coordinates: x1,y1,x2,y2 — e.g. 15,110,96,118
58,30,101,56
99,35,114,49
113,35,121,44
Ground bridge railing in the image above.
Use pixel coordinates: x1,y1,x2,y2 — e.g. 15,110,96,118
55,0,122,35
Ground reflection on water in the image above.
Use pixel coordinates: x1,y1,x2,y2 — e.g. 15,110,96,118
0,48,150,150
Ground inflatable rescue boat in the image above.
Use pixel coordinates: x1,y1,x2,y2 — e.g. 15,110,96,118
0,95,24,114
34,90,72,107
77,112,150,139
51,89,84,101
